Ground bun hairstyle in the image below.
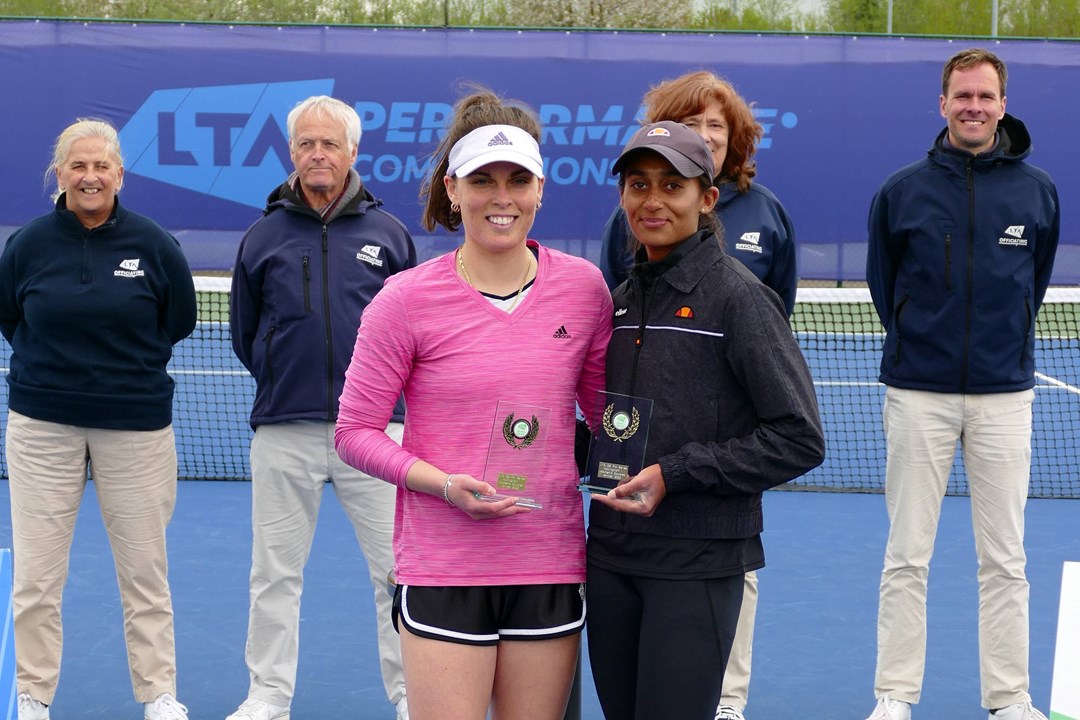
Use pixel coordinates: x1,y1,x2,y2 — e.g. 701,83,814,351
420,87,542,232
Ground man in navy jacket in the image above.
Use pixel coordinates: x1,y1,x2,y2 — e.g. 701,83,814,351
864,49,1058,720
228,96,416,720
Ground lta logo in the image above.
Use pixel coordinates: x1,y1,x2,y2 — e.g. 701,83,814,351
120,79,333,209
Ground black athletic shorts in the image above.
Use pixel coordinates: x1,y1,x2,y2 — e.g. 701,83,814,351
393,582,586,646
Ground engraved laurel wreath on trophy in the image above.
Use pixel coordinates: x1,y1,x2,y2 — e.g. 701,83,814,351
579,392,653,494
602,404,640,443
478,402,549,509
502,413,540,450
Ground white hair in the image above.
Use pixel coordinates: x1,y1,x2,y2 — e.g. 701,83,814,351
286,95,362,151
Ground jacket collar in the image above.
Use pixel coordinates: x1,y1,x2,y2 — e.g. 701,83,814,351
714,180,740,210
929,112,1032,166
54,193,122,231
631,229,723,295
264,168,376,219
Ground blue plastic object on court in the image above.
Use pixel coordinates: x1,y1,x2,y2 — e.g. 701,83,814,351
0,549,15,720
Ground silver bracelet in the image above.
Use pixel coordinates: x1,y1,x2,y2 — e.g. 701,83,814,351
442,474,456,507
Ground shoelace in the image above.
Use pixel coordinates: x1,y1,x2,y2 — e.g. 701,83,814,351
1017,705,1049,720
992,705,1049,720
716,706,744,720
235,699,262,715
19,695,43,712
881,698,908,719
233,699,285,719
149,694,188,720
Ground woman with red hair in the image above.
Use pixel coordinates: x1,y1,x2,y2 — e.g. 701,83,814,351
599,70,797,320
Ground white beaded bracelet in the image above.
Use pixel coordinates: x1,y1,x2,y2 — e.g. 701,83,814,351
442,474,457,508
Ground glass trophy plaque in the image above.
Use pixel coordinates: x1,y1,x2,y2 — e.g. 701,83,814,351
479,401,550,509
578,392,653,494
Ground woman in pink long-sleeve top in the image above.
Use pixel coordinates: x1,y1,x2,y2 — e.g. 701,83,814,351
334,89,612,720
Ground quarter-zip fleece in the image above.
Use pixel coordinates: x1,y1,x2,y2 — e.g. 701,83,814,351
0,196,196,430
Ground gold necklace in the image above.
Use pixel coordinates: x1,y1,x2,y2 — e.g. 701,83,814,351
457,246,533,313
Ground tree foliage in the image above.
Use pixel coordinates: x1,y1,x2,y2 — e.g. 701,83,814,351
503,0,692,29
1002,0,1080,37
1,0,1078,38
819,0,1080,37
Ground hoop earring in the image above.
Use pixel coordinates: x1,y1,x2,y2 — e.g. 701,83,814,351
450,202,460,213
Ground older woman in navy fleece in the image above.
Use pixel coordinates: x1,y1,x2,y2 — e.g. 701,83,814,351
0,118,195,720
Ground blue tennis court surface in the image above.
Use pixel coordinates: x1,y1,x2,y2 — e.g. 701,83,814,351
0,550,13,720
0,289,1077,717
0,482,1074,719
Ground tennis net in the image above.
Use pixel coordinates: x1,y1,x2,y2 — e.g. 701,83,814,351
0,280,1077,496
0,276,254,481
792,287,1080,497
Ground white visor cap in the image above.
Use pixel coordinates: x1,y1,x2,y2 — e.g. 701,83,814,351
446,124,544,179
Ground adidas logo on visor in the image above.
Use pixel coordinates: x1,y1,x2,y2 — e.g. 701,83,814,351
446,124,544,179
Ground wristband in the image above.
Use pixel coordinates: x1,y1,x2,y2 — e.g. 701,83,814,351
442,474,457,507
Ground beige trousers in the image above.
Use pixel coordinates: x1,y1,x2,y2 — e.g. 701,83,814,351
5,410,178,705
243,420,404,709
718,570,757,709
875,388,1034,709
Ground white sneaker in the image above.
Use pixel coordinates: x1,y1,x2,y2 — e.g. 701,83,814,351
716,704,745,720
990,702,1049,720
395,695,409,720
225,698,291,720
866,696,912,720
145,693,188,720
17,694,50,720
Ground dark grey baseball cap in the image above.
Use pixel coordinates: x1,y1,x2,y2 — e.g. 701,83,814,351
611,120,715,180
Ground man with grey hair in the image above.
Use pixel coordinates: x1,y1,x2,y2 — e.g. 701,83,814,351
227,95,415,720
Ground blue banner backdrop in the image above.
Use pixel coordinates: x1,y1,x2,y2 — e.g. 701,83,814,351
2,21,1078,281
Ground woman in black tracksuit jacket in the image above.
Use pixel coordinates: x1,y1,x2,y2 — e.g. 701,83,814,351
585,121,825,719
